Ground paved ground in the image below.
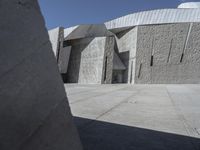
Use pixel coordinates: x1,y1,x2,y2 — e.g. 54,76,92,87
65,84,200,150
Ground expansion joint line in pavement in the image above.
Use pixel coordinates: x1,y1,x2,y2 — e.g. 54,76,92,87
78,88,142,131
165,87,199,150
70,85,132,105
67,85,109,96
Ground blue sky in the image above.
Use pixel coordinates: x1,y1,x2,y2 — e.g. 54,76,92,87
39,0,200,30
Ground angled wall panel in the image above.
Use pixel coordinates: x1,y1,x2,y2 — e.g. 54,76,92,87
115,27,138,84
48,27,60,56
59,46,72,74
0,0,82,150
78,37,107,84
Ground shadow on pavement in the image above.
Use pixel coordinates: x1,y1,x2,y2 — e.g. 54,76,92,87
74,117,200,150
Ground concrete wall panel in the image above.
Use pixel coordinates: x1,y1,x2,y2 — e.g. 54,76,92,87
78,37,106,84
58,46,71,74
135,23,200,84
67,37,106,84
116,27,138,83
102,36,115,84
48,27,60,56
0,1,82,150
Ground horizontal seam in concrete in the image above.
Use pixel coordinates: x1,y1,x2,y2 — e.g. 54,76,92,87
0,41,50,80
18,96,67,150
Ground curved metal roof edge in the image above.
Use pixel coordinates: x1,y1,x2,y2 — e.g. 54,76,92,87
178,2,200,8
105,8,200,30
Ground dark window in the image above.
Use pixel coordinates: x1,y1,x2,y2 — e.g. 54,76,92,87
104,56,108,81
63,40,71,48
167,39,173,63
57,41,61,62
150,55,153,66
180,53,184,63
130,61,133,83
138,63,142,78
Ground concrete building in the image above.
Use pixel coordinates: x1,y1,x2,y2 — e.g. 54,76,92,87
49,2,200,84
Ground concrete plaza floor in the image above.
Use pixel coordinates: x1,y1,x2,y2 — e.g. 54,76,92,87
65,84,200,150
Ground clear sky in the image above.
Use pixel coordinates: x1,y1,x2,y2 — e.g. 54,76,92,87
39,0,200,30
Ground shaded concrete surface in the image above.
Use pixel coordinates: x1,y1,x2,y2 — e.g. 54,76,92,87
65,84,200,150
0,1,82,150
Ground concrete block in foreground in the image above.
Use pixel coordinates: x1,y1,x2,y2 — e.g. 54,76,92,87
0,0,82,150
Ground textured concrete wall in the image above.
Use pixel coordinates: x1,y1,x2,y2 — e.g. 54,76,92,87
49,27,71,74
66,37,106,84
0,1,82,150
116,27,138,84
66,38,92,83
57,28,72,74
135,23,200,84
59,46,71,74
78,37,106,84
102,36,115,84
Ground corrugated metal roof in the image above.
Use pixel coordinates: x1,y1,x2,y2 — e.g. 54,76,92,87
105,8,200,30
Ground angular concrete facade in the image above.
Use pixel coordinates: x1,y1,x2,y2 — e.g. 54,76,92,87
135,23,200,84
0,0,82,150
48,2,200,84
66,37,107,84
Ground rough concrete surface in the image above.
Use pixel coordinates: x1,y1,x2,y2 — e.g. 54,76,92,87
78,37,106,84
66,37,106,84
135,23,200,84
102,36,115,84
0,1,82,150
59,46,71,73
65,84,200,150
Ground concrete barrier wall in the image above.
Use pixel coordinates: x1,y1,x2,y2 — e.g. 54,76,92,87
78,37,106,84
67,37,106,84
0,0,82,150
135,23,200,84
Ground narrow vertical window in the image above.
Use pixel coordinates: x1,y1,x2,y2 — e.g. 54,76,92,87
138,63,142,78
150,55,153,66
167,39,173,63
104,56,108,81
180,53,184,63
130,61,133,83
57,41,61,62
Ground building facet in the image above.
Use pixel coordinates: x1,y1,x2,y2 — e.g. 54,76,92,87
48,2,200,84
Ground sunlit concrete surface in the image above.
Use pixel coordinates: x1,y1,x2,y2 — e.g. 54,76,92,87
65,84,200,150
